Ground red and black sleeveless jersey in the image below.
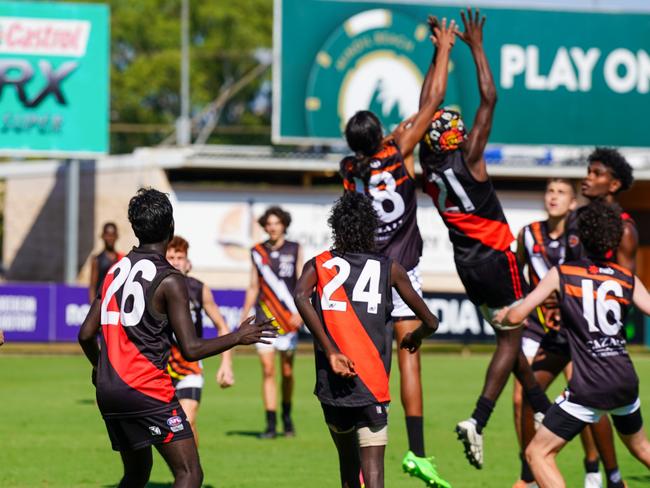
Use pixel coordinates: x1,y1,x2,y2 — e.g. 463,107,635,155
312,250,393,407
420,149,514,263
167,276,204,379
340,140,423,271
96,248,181,418
522,221,567,334
558,259,638,409
565,208,637,264
252,240,300,334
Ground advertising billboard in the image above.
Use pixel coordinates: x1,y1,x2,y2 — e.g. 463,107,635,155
0,1,109,156
273,0,650,148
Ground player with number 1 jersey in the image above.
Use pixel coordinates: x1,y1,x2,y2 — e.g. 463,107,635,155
418,9,550,469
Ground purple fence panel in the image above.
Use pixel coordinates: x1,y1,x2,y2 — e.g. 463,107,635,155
55,285,91,342
0,284,53,342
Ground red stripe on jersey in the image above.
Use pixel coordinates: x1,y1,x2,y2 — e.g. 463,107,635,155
607,261,633,277
259,281,297,332
373,144,397,160
506,251,524,299
316,252,390,403
564,284,630,304
101,270,175,404
441,212,514,251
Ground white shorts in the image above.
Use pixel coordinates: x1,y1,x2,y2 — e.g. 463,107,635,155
174,373,204,390
480,299,525,331
556,393,641,424
522,336,541,360
391,266,422,319
256,331,298,352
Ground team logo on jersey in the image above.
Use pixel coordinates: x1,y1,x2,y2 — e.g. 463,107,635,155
568,235,580,248
166,415,185,433
149,426,161,436
305,9,458,138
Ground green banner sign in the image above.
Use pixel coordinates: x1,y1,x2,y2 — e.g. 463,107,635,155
273,0,650,147
0,1,109,156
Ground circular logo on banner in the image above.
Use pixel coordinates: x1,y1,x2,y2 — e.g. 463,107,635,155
305,9,435,139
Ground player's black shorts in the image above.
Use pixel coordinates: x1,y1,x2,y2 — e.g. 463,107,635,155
321,402,389,433
103,404,194,451
539,328,571,358
542,403,586,441
172,378,202,402
455,250,528,309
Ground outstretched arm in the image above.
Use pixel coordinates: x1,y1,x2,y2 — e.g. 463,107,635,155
502,267,561,326
632,276,650,316
393,17,456,159
293,260,356,378
160,274,276,361
458,8,496,178
392,261,439,352
418,16,439,110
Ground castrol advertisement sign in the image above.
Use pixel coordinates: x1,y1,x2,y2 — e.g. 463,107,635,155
0,17,91,57
0,2,109,156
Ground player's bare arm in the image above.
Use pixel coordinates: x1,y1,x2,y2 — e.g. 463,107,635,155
88,257,99,303
632,276,650,316
418,15,440,110
458,8,495,181
502,267,561,326
293,260,356,378
515,228,526,267
202,284,235,388
393,17,456,161
78,298,102,368
392,261,439,353
239,264,260,324
617,221,638,272
159,273,277,361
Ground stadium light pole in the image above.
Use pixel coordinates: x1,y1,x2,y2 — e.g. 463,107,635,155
177,0,191,145
64,159,80,284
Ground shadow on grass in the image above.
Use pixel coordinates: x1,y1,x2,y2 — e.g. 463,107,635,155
77,398,96,405
225,430,264,438
627,475,650,482
104,483,216,488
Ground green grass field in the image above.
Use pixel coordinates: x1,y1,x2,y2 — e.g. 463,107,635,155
1,351,650,487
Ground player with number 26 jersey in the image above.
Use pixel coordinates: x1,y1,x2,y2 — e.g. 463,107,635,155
96,249,186,419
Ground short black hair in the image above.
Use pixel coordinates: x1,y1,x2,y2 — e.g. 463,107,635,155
102,222,117,234
588,147,634,193
128,188,174,244
329,192,377,254
258,206,291,230
577,200,623,258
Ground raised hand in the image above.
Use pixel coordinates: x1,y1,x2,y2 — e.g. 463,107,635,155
400,331,422,354
328,352,357,378
235,316,278,345
457,7,486,48
430,17,456,51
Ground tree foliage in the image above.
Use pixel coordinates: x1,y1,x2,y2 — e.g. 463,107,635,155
65,0,273,152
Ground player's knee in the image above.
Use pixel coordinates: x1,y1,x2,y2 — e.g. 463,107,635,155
262,363,275,378
175,462,203,487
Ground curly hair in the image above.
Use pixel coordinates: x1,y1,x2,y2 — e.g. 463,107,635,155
128,188,174,244
588,147,634,193
577,199,623,258
167,235,189,254
258,206,292,230
328,192,378,254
